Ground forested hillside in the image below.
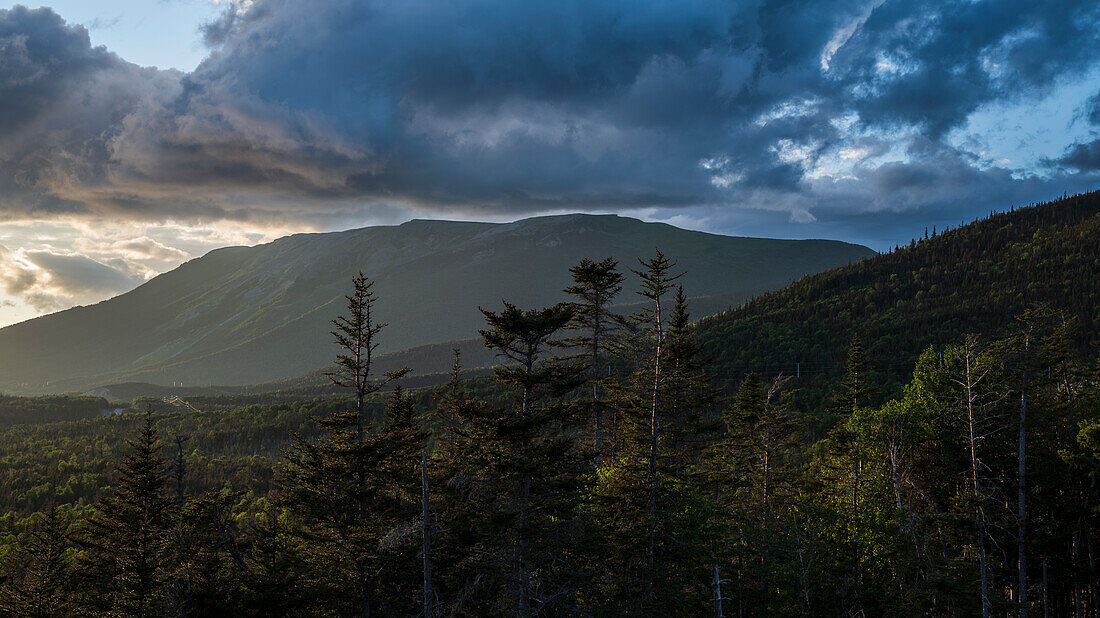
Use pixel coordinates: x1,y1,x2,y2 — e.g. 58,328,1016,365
0,395,111,428
1,193,1098,616
698,190,1100,422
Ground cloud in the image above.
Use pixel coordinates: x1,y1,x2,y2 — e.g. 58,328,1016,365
0,6,180,216
0,244,37,295
22,251,141,295
0,0,1096,237
1,266,36,296
1053,140,1100,172
0,241,143,312
114,237,191,263
1080,89,1100,126
828,0,1100,136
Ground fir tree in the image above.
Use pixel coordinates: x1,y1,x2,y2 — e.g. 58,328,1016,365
664,286,721,468
451,300,585,614
564,257,625,463
164,489,248,615
279,272,410,617
428,350,490,614
632,249,683,607
831,333,875,415
372,384,430,616
0,505,74,617
77,411,174,617
588,252,725,614
237,505,310,616
704,373,801,613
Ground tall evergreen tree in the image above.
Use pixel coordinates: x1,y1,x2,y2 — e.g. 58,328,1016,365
77,411,174,617
704,373,802,613
278,272,410,617
328,272,405,443
997,307,1077,617
164,489,248,615
428,350,492,614
449,300,584,614
237,504,310,616
832,333,875,415
564,257,624,463
664,286,721,468
373,384,430,615
0,505,75,617
820,333,877,614
589,253,727,614
631,250,683,605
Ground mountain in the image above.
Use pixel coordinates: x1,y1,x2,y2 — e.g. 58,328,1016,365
695,190,1100,419
0,214,874,394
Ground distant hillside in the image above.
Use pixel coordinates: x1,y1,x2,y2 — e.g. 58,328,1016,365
0,394,112,427
696,191,1100,419
83,337,500,404
0,214,874,394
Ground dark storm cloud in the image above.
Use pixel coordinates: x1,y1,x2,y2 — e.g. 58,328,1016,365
1046,91,1100,173
0,0,1098,232
1083,90,1100,126
830,0,1100,136
1054,140,1100,172
0,6,179,216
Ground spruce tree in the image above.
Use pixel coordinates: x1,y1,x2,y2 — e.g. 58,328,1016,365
237,505,309,616
664,286,721,468
832,333,875,415
631,249,683,607
589,252,726,614
822,333,877,612
997,307,1077,617
704,373,801,613
372,384,430,615
428,351,488,613
429,349,539,614
278,272,409,617
77,411,174,617
164,489,248,615
564,257,624,463
0,505,75,617
446,300,585,614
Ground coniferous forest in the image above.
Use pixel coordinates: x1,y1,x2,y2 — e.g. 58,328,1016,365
1,193,1100,616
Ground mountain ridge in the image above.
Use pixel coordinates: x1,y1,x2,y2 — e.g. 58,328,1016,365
0,213,875,394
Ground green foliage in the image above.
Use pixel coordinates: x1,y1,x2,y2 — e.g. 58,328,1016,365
0,395,110,428
696,190,1100,422
0,194,1098,615
436,299,586,614
76,411,176,616
0,505,76,616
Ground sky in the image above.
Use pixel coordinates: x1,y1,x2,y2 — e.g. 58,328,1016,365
0,0,1097,328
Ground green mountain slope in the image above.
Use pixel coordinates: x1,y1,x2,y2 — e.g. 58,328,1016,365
696,190,1100,418
0,214,874,394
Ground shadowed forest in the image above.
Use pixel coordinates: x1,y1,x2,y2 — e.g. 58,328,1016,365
1,193,1100,616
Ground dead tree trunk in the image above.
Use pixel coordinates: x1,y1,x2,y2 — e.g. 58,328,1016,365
1016,325,1032,618
422,449,434,618
647,291,663,606
960,338,992,618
